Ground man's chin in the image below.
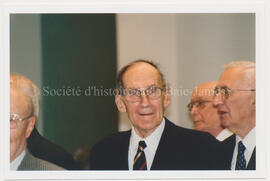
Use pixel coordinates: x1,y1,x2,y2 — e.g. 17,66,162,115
221,119,230,128
194,122,205,131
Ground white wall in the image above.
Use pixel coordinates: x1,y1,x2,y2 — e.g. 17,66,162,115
116,13,255,130
116,14,181,130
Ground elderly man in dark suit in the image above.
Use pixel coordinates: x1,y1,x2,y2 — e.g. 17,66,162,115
213,61,256,170
90,60,225,170
10,74,64,170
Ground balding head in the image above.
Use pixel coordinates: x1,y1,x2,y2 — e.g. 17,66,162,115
189,81,223,137
10,74,40,118
191,82,217,100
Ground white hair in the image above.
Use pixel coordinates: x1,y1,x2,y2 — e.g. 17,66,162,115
224,61,255,87
10,73,40,118
224,60,255,70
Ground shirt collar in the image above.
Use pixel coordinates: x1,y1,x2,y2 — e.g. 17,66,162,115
10,149,26,170
130,118,165,154
216,128,233,141
236,127,256,153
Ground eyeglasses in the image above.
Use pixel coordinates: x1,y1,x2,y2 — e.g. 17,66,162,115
187,100,212,112
213,86,255,99
10,113,32,130
124,86,164,103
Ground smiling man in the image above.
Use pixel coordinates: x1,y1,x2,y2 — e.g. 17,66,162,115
213,61,256,170
90,60,225,170
189,81,232,141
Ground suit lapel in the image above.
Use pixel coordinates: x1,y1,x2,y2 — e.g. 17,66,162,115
118,131,131,169
17,150,30,170
150,118,171,170
221,134,236,169
247,147,256,170
17,150,37,170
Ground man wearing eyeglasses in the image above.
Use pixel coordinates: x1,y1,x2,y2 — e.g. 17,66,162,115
189,81,233,141
10,74,64,170
213,61,256,170
90,60,225,170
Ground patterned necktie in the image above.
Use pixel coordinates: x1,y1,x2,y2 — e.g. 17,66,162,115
133,140,147,170
235,141,246,170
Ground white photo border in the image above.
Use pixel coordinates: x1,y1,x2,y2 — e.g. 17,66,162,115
1,0,268,180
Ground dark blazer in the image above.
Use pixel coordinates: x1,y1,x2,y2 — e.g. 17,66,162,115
221,134,256,170
18,150,65,170
90,118,226,170
27,127,78,170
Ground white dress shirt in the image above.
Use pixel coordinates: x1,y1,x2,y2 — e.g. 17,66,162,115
128,118,165,170
216,128,233,141
10,150,26,170
231,127,256,170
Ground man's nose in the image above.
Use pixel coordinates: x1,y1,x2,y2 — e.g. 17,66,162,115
213,93,223,107
190,105,199,116
140,93,150,106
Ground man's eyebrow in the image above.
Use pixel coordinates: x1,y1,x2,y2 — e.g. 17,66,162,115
126,84,159,90
191,98,203,102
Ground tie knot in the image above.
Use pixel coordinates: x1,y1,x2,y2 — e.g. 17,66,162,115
238,141,246,152
139,141,147,149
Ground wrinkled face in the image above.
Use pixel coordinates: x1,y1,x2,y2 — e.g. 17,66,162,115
115,63,170,138
10,87,35,162
190,83,222,137
213,68,255,137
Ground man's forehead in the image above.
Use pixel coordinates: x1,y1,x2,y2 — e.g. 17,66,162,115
192,82,216,100
10,87,31,112
191,93,213,102
122,63,162,88
10,76,29,87
218,68,246,87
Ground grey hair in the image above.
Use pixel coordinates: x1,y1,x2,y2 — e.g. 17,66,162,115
224,61,255,87
10,73,40,118
224,61,255,70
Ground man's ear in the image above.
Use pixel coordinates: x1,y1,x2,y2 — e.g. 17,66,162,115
25,116,36,139
163,88,171,108
115,95,127,112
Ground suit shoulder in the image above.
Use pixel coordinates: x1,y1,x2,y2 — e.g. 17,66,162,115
36,157,65,170
166,120,216,141
91,131,130,151
90,131,130,169
19,151,65,170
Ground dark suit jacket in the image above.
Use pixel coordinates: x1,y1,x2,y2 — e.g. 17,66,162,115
18,150,65,170
27,127,78,170
90,118,226,170
221,134,256,170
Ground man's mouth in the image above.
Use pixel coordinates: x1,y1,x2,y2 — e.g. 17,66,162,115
139,112,153,116
193,119,202,123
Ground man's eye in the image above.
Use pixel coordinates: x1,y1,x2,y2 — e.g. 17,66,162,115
219,88,225,95
148,87,157,94
129,89,138,96
220,87,229,96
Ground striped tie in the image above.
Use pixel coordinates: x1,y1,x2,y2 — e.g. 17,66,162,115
133,141,147,170
235,141,246,170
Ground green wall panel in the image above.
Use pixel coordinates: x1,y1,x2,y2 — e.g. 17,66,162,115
41,14,118,154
